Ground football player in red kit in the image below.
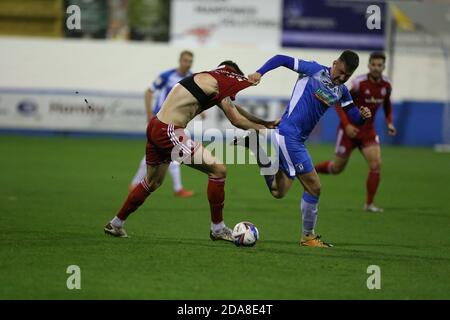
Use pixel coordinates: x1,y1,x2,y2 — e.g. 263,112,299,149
315,52,396,212
104,61,278,240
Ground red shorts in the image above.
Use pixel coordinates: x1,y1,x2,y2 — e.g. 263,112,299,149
145,116,199,165
335,126,379,158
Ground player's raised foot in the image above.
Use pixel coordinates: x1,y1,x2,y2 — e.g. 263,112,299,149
364,203,384,213
300,234,333,248
210,226,234,242
175,188,194,198
104,222,128,238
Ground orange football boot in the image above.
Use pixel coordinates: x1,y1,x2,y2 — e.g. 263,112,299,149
300,234,333,248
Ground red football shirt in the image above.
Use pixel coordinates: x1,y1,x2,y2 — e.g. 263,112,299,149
337,73,393,130
198,66,253,110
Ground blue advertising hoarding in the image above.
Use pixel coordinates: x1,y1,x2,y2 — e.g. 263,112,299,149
282,0,386,50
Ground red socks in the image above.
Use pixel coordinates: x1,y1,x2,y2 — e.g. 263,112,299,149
117,179,151,221
366,170,380,205
116,177,225,224
315,161,333,174
316,162,380,205
207,177,225,224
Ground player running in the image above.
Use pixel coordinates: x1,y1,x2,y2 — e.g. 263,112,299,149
130,50,196,198
244,51,371,247
105,61,278,240
315,52,395,213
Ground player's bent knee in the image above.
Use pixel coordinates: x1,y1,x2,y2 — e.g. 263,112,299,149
308,183,321,197
332,165,344,174
210,164,227,179
370,161,381,171
332,160,347,174
146,179,163,192
271,190,286,199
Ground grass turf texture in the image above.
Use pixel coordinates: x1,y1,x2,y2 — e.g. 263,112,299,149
0,135,449,299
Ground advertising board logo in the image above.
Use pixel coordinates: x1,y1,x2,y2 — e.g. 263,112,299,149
17,100,38,116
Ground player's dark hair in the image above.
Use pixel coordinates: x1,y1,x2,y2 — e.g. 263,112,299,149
179,50,194,59
369,51,386,62
338,50,359,72
218,60,244,76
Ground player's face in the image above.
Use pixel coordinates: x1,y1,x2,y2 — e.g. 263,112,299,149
368,58,385,80
330,60,353,85
179,54,193,74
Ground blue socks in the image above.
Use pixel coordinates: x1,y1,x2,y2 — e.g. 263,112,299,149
301,192,319,236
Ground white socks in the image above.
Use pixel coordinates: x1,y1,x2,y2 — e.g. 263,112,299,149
211,221,225,233
301,193,319,236
169,161,183,192
111,216,124,228
131,156,147,186
132,158,183,192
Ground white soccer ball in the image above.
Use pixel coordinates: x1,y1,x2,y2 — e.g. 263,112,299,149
232,221,259,247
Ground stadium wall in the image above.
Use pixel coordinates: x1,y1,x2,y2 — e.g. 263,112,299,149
0,37,446,145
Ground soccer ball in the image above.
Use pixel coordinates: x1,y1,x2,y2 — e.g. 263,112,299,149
232,221,259,247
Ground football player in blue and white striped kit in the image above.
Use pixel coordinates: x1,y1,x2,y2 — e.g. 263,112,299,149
130,50,196,198
247,50,372,247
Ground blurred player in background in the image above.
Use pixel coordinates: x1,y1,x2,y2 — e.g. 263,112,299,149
130,50,196,198
105,61,278,240
245,51,371,247
315,52,396,213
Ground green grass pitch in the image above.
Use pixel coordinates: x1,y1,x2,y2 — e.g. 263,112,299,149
0,135,449,299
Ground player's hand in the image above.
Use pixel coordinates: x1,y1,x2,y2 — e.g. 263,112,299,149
247,72,262,85
359,106,372,119
387,123,397,136
344,124,359,138
264,118,280,129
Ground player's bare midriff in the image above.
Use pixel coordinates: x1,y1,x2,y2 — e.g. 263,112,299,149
156,73,218,128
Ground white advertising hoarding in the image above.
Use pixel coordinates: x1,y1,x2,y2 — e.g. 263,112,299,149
0,88,285,135
0,89,147,133
170,0,281,48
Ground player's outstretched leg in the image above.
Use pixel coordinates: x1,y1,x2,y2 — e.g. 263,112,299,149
105,163,169,237
186,145,233,242
315,155,349,175
233,131,293,199
361,145,383,212
267,170,293,199
297,170,333,248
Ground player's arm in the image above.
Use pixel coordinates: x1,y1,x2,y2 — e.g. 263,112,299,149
336,104,359,138
340,86,371,125
145,72,169,121
342,103,370,125
383,86,396,136
218,97,267,131
144,88,154,122
248,55,318,84
235,104,279,129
